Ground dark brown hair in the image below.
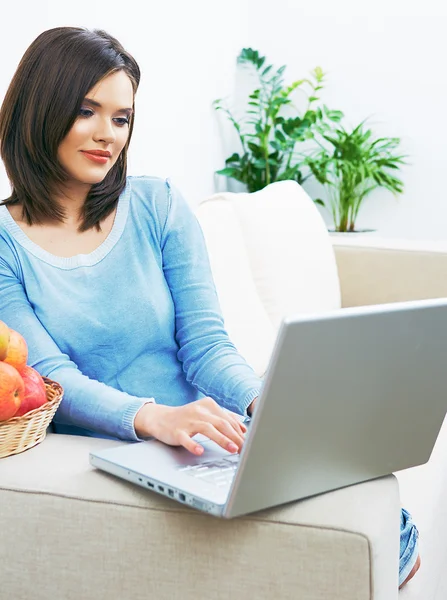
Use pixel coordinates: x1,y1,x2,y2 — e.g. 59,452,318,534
0,27,140,231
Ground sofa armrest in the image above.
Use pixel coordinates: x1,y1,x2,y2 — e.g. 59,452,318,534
332,237,447,308
0,434,400,600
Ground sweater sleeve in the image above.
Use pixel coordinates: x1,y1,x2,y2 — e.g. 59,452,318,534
0,253,154,441
161,180,262,414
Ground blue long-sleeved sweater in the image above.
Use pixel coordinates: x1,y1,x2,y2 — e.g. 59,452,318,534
0,176,262,440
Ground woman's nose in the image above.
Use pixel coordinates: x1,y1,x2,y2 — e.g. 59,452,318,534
93,119,116,144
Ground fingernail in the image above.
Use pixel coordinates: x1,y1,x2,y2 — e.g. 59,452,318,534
195,446,204,455
228,442,238,453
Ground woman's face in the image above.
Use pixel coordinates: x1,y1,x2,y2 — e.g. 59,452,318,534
58,70,134,190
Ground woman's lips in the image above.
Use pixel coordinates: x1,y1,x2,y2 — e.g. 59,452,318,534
81,151,110,164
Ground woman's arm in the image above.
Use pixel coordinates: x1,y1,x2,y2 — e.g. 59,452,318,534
160,181,262,415
0,256,154,440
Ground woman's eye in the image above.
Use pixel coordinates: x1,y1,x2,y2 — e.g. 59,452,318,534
79,107,94,118
78,108,129,126
113,117,130,127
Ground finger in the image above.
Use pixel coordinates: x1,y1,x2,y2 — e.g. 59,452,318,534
221,416,246,446
208,406,246,447
177,430,205,456
227,414,247,434
223,412,247,436
216,418,245,451
195,400,246,444
199,422,240,454
201,399,247,435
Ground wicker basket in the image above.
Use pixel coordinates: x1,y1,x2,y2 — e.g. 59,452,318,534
0,377,63,459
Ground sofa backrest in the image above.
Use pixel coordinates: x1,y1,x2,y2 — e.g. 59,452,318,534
195,180,341,376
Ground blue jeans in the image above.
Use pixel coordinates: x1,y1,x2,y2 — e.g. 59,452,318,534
399,508,419,586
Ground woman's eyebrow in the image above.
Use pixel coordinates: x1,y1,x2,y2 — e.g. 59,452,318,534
83,97,133,115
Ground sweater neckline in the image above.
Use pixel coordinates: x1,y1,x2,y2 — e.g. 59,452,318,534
0,180,130,269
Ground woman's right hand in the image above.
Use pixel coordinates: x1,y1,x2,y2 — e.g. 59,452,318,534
134,397,247,456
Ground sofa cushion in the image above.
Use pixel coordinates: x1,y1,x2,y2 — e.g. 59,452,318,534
0,434,399,600
196,181,341,376
195,194,276,376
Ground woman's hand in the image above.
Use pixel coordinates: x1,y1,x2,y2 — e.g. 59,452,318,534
134,397,247,456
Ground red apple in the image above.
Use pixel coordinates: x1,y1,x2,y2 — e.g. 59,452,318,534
0,320,10,361
4,328,28,373
0,361,24,421
15,366,47,417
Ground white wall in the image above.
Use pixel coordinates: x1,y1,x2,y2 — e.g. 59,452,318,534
1,1,447,239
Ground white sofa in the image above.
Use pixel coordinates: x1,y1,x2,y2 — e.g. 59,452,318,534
0,181,446,599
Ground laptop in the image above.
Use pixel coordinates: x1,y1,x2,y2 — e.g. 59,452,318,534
90,297,447,518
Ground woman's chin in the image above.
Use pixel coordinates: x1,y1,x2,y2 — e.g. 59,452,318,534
82,167,113,185
66,169,112,187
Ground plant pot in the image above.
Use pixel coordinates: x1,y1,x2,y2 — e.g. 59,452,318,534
328,228,377,237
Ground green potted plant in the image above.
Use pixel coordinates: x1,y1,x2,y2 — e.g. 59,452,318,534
307,121,406,232
213,48,343,192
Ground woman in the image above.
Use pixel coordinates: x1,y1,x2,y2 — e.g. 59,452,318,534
0,27,419,587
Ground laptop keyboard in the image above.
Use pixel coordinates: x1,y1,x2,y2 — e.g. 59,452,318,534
177,454,240,487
